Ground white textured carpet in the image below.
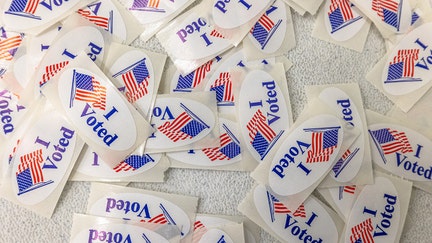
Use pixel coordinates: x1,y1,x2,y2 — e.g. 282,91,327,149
1,7,432,243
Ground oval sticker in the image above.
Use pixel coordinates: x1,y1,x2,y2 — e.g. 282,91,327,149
109,50,155,117
268,114,343,196
78,0,127,42
57,67,136,151
369,122,432,182
323,0,366,42
247,0,287,53
166,118,242,166
253,184,339,242
88,192,191,238
212,0,271,29
72,223,170,243
12,113,77,205
2,0,85,33
76,147,161,178
238,69,290,162
345,176,400,243
318,87,365,182
146,97,216,150
381,23,432,96
37,25,106,87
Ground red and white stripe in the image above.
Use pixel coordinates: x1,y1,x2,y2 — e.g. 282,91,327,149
372,0,399,19
40,61,70,86
192,60,213,88
306,132,336,163
329,0,354,21
350,218,374,243
77,9,110,30
247,109,277,142
192,221,208,243
0,35,22,60
390,49,419,77
381,129,413,154
158,112,193,142
17,149,44,184
343,185,357,194
75,77,107,110
122,72,149,103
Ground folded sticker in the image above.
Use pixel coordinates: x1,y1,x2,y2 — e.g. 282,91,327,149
305,84,373,187
70,214,181,243
287,0,325,15
0,97,84,218
70,144,168,182
238,184,344,243
343,171,412,243
145,92,219,153
156,2,233,74
242,0,296,60
312,0,371,52
77,0,144,44
366,23,432,112
41,53,152,167
1,0,93,35
86,183,198,242
367,109,432,194
192,220,245,243
317,185,362,222
167,116,253,171
120,0,195,41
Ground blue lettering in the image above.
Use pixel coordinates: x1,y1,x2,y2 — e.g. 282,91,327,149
336,99,354,126
176,18,207,43
271,140,311,178
80,103,118,147
88,229,132,243
0,91,14,135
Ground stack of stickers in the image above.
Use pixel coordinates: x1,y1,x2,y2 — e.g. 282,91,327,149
0,0,432,242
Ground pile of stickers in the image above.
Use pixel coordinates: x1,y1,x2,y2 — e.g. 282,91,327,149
0,0,432,242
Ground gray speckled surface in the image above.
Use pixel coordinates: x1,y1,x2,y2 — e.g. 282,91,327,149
1,5,432,243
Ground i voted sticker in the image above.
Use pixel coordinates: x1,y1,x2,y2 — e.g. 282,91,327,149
369,123,432,182
146,96,216,150
247,0,287,53
382,23,432,96
167,118,242,167
1,0,90,33
269,114,343,196
318,87,365,182
253,184,339,242
323,0,366,42
11,112,78,205
345,176,401,243
56,67,136,151
78,0,127,42
37,25,106,87
72,221,170,243
88,192,192,238
238,70,290,162
212,0,271,29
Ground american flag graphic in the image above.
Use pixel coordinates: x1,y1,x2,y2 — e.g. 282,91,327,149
39,61,70,86
77,9,113,33
305,127,339,163
0,34,22,61
71,70,107,110
112,154,154,172
372,0,401,29
129,0,165,12
112,58,150,103
250,13,282,49
192,221,208,243
247,109,278,159
327,0,363,33
386,49,420,83
338,185,357,200
210,29,225,39
158,103,210,142
174,60,213,92
202,124,241,161
267,191,306,222
15,149,53,195
209,72,234,105
350,218,374,243
331,147,360,177
5,0,42,19
369,128,413,156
